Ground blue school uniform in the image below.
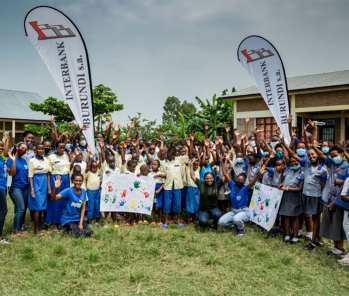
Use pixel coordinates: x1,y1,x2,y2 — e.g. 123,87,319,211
0,158,7,190
60,187,87,226
86,190,101,219
6,158,28,189
200,163,215,181
154,183,164,208
228,180,249,209
185,170,200,214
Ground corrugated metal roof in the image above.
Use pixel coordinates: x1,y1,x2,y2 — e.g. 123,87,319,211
221,70,349,99
0,89,48,121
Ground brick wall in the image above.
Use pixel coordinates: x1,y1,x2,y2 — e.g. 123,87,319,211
236,98,268,112
236,118,255,136
295,90,349,108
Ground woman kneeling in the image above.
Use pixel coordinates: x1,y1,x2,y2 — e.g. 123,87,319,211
218,158,265,236
50,173,93,238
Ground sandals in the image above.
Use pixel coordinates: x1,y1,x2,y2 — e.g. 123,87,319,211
162,223,168,229
143,220,149,225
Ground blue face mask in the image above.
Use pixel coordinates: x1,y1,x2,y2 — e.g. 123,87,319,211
290,164,301,171
236,157,244,164
276,151,284,159
235,180,244,187
263,151,270,157
332,156,343,165
321,147,329,154
296,148,306,157
65,144,72,150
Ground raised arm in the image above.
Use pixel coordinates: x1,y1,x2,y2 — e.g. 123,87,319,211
50,175,63,201
309,120,318,143
280,137,301,162
204,124,209,140
303,124,310,149
311,140,327,161
259,135,273,155
190,159,197,183
226,125,232,149
248,166,265,190
3,133,10,157
243,117,250,139
221,157,230,184
126,122,135,138
209,145,217,167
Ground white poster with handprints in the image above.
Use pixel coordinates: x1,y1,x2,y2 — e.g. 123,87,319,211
100,173,156,215
249,183,283,231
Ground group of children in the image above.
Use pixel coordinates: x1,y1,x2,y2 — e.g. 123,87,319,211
1,116,349,265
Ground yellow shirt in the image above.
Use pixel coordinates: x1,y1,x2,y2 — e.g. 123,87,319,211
161,155,188,190
148,170,165,184
186,168,200,187
48,153,70,175
28,157,50,177
86,170,102,190
70,161,87,187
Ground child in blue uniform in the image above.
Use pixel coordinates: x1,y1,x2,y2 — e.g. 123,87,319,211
85,161,102,227
186,159,200,225
149,160,165,226
28,143,50,235
218,158,265,236
50,173,93,238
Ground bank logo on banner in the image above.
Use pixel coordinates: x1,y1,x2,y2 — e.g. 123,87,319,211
29,22,76,40
241,48,274,63
238,36,291,143
24,6,96,154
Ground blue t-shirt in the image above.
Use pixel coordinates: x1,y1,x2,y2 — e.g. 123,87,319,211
60,187,87,226
228,180,249,209
6,157,28,189
200,163,215,181
0,158,7,190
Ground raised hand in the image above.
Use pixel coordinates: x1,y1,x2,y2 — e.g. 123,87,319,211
308,119,315,128
54,175,62,189
204,124,210,131
130,122,135,129
291,128,297,138
49,118,56,125
81,125,89,131
204,139,210,147
245,116,250,123
190,133,195,142
287,114,293,123
303,124,309,132
185,138,190,147
8,151,15,160
118,123,122,130
225,125,231,133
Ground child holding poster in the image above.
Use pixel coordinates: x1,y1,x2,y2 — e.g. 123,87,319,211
148,160,165,226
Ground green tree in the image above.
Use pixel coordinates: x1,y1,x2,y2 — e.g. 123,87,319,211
93,84,123,132
162,96,181,125
180,100,196,116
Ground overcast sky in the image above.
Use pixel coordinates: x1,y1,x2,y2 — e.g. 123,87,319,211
1,0,348,126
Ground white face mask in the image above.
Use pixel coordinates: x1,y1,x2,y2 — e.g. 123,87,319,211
270,141,278,149
80,140,87,147
250,141,256,147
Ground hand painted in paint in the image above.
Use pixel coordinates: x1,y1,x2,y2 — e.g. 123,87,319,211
129,187,134,192
120,190,127,198
265,213,269,222
104,194,109,203
145,206,151,212
259,201,264,211
112,195,117,204
133,180,141,188
265,199,270,207
106,181,113,192
119,199,126,206
274,201,278,209
130,199,137,209
141,188,149,198
257,196,261,202
253,209,258,217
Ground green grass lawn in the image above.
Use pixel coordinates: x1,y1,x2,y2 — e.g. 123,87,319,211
1,198,349,296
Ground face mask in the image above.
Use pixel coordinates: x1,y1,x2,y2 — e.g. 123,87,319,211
290,164,300,171
236,157,244,164
270,141,278,149
17,148,26,157
276,152,284,159
263,151,269,157
80,140,87,147
65,144,72,150
235,180,244,187
296,148,306,157
321,147,329,154
44,148,51,154
276,165,283,172
332,156,343,165
250,141,256,147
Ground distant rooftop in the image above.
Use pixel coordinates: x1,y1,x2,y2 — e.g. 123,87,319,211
0,89,48,121
221,70,349,99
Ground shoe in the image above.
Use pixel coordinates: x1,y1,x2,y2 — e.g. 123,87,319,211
114,224,120,229
11,232,21,238
35,232,44,236
124,222,130,227
327,247,345,256
88,224,93,229
52,227,59,233
143,220,149,225
305,235,312,241
157,222,163,226
316,241,324,247
21,225,28,231
162,223,168,229
0,238,11,244
169,220,175,224
179,219,184,224
151,222,156,226
103,225,109,229
338,257,349,265
138,221,143,225
238,229,245,236
290,239,300,244
304,242,316,251
284,237,290,243
178,223,185,228
132,222,137,226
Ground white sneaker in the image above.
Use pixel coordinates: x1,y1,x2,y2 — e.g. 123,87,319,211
338,256,349,265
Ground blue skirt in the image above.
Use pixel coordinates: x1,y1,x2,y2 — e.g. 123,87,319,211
181,186,188,209
87,189,101,219
185,186,200,214
28,174,47,211
154,183,164,209
46,174,69,224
